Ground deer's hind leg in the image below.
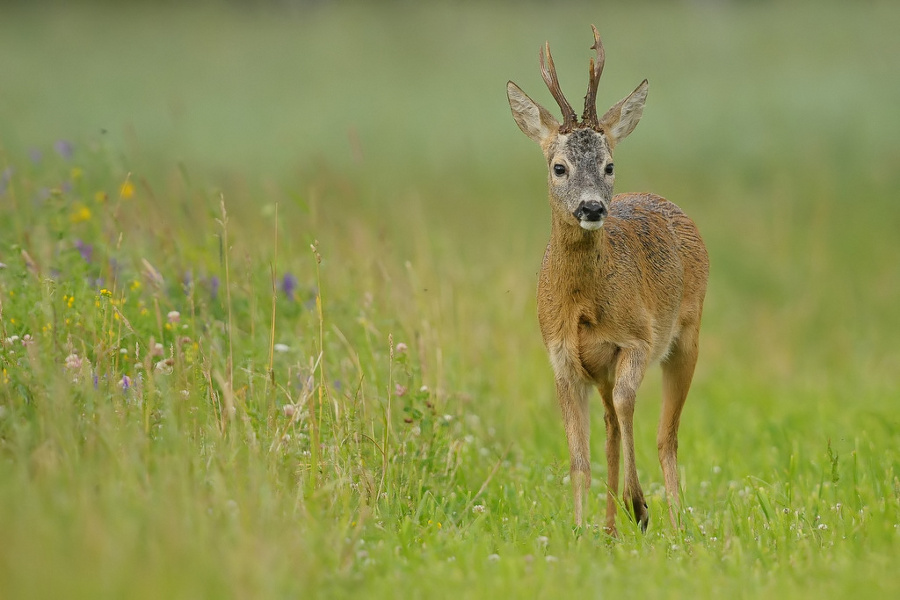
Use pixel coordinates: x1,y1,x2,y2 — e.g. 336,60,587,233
658,326,700,529
613,347,650,531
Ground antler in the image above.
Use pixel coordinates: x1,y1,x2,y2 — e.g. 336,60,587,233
581,24,606,132
539,42,578,134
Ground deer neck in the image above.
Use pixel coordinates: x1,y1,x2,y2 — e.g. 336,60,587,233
545,209,608,291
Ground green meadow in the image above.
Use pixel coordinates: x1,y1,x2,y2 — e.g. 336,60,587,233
1,1,898,597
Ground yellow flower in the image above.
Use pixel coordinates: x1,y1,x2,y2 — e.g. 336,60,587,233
70,204,91,223
100,288,113,298
70,167,83,181
94,191,107,203
119,180,134,199
130,280,141,291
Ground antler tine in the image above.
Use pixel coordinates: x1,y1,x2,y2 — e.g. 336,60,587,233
582,24,606,131
540,41,578,133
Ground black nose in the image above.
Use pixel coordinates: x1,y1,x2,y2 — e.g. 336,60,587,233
573,200,608,222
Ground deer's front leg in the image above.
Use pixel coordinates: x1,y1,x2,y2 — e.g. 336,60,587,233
614,347,650,531
555,376,591,527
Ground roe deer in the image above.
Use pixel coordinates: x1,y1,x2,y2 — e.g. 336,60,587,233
506,25,708,534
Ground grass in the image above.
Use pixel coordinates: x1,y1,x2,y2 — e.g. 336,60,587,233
1,1,899,598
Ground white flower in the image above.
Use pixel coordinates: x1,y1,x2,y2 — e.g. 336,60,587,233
472,504,485,514
537,536,549,548
487,554,500,562
64,353,83,370
395,342,408,354
274,343,290,353
166,310,180,323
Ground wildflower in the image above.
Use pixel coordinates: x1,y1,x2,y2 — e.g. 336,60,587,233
282,404,296,418
182,270,193,294
209,275,220,301
394,384,407,397
5,336,20,345
545,555,558,563
65,353,83,370
0,262,7,269
119,180,134,199
130,280,141,291
487,554,500,562
281,273,298,301
0,167,12,195
94,191,107,203
54,140,74,160
274,343,289,353
395,342,408,354
74,239,93,262
167,311,180,324
70,204,91,224
120,375,131,390
537,536,549,548
99,288,113,298
150,343,164,357
21,334,34,347
472,504,485,514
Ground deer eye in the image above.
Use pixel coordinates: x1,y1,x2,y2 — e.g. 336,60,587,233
553,164,567,176
604,163,614,175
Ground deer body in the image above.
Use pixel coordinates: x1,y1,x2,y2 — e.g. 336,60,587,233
508,27,708,533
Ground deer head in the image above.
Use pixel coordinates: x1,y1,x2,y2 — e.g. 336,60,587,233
507,25,649,231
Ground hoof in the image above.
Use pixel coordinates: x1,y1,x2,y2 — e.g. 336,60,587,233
631,498,650,533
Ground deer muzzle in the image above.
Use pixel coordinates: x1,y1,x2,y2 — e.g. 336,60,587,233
573,199,608,230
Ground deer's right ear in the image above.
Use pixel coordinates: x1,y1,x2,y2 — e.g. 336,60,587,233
507,81,559,146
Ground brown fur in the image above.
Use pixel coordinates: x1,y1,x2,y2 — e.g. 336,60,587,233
507,27,709,534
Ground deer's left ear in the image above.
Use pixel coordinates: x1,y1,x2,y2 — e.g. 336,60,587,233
507,81,560,146
600,79,648,149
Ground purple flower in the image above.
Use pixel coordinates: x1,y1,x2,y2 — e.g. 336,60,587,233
29,148,42,165
108,258,122,283
0,167,12,195
74,239,93,263
281,273,298,301
209,275,220,300
54,140,74,160
120,375,131,390
182,270,193,294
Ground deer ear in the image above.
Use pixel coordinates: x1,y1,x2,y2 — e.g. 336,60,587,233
600,79,648,149
507,81,559,146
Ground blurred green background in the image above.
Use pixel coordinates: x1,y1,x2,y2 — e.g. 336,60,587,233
1,1,899,597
